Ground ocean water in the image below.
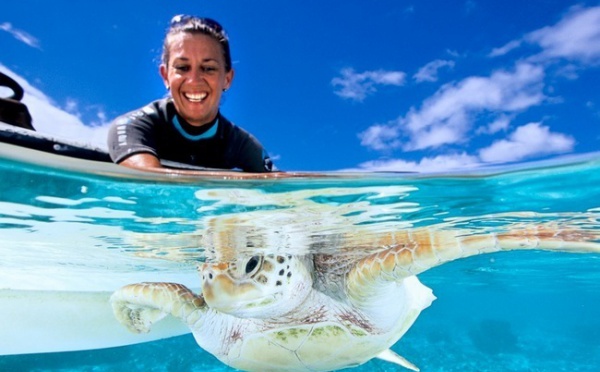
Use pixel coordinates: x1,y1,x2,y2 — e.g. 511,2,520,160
1,146,599,372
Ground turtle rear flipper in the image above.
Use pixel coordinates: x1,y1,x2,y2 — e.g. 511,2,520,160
376,348,420,371
110,282,205,333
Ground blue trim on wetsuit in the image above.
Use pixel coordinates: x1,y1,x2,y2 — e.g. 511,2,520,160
173,115,218,140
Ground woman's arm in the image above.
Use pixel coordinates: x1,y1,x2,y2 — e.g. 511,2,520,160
118,152,304,179
119,153,163,169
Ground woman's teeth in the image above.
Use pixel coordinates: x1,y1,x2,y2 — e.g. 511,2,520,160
185,92,208,102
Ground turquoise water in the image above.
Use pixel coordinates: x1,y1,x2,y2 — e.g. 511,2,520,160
1,146,600,371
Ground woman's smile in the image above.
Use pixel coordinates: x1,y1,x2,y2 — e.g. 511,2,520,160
184,92,208,102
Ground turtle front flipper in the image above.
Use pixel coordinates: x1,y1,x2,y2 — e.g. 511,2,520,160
110,282,205,333
346,223,600,304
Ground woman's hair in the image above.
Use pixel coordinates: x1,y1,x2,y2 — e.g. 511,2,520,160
162,15,232,72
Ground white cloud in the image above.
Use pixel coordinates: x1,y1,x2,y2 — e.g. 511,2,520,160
478,122,574,163
352,123,574,173
64,98,79,115
0,22,41,49
526,6,600,64
358,123,401,151
476,115,511,135
332,68,406,102
490,6,600,65
446,49,461,58
1,64,110,149
414,59,455,83
360,62,546,151
489,40,523,58
349,152,481,173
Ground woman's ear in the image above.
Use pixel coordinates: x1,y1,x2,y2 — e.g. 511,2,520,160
224,68,235,91
159,64,169,89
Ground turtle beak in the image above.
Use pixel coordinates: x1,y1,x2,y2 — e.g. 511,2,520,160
201,263,269,315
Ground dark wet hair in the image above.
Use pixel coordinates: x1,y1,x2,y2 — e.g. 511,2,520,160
162,15,232,72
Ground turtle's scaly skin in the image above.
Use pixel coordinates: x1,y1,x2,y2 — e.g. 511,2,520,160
111,223,600,372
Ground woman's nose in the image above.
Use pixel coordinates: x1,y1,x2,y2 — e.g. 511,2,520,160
189,67,207,83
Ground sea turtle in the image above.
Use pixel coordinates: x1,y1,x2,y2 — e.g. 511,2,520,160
111,223,600,371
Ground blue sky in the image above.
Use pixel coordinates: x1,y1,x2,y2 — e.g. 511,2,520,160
1,0,599,172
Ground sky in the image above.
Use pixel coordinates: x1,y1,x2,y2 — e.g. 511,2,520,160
1,0,599,172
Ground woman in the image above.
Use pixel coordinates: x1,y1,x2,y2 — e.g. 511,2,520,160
107,15,275,173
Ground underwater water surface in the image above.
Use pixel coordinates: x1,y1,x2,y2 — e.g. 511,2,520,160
1,146,599,371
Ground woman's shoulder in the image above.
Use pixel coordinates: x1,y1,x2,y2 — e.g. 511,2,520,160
218,113,264,153
133,98,173,120
217,113,252,137
111,98,172,127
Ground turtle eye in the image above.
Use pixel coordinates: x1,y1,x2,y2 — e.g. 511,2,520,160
245,256,261,274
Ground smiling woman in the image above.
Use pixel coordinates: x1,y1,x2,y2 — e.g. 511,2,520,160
107,15,275,173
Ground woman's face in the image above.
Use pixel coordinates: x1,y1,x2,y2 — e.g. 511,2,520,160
160,33,234,127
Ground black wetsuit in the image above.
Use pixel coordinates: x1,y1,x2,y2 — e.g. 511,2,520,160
107,98,274,172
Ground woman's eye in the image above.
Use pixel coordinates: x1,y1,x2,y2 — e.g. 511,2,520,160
202,66,218,73
174,65,190,72
245,256,261,274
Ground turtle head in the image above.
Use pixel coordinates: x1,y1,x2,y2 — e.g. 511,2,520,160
200,254,313,318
